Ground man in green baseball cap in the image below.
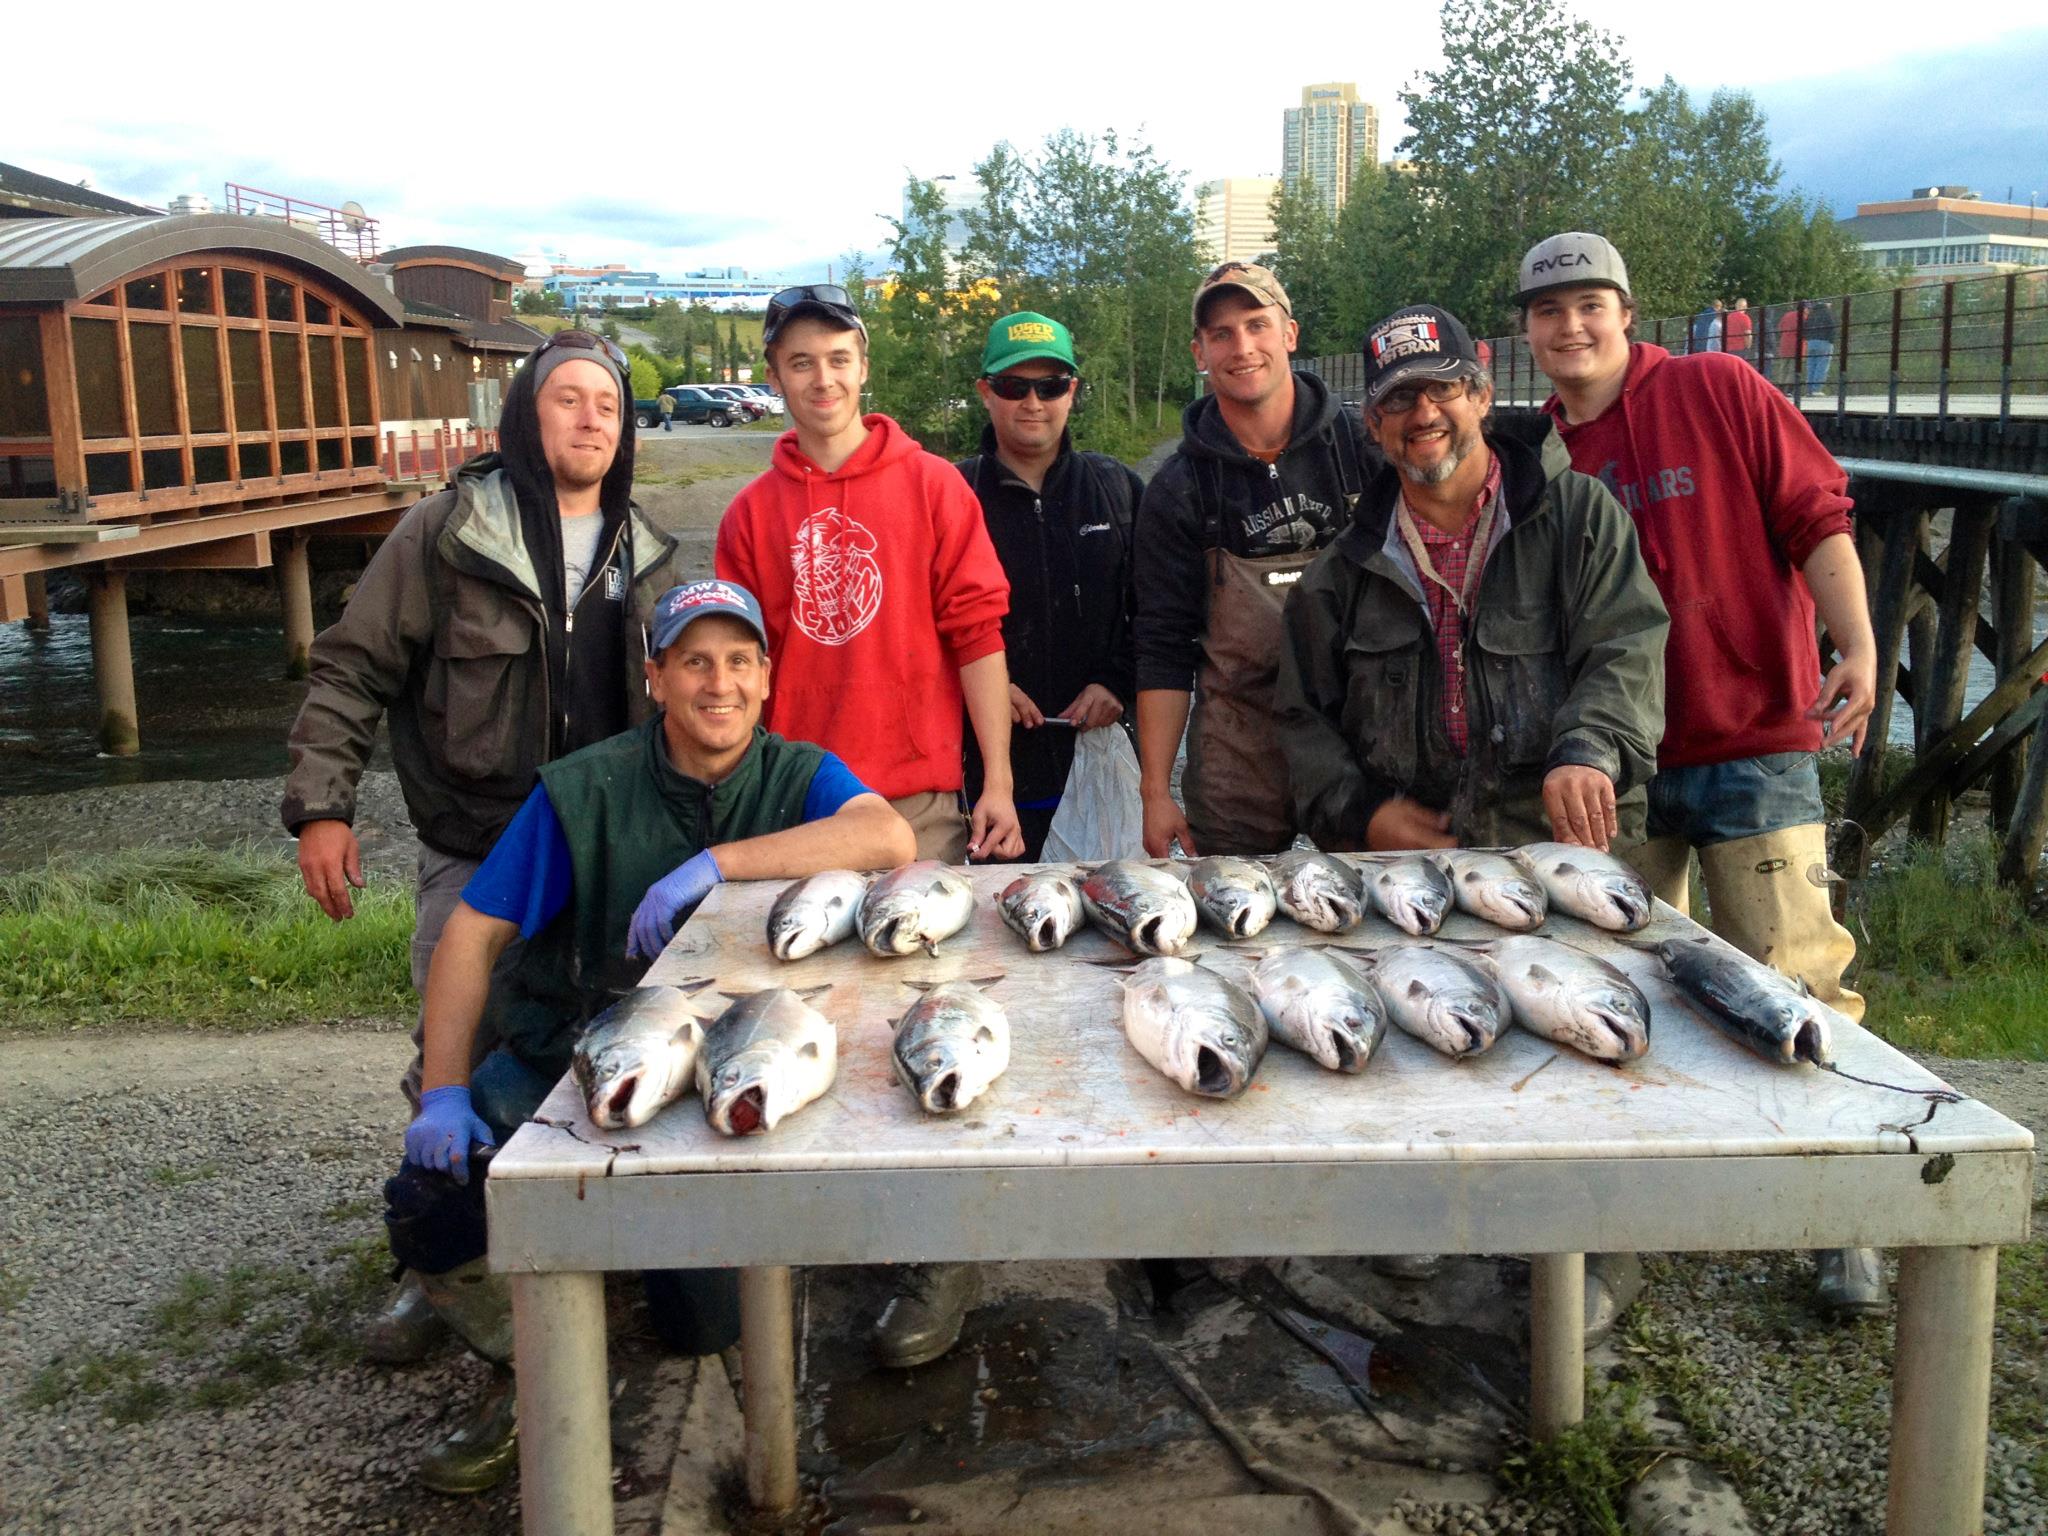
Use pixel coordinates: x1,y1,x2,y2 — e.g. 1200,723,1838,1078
873,309,1141,1376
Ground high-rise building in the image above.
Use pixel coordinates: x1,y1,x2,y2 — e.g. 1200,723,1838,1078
1194,177,1280,267
1281,83,1380,219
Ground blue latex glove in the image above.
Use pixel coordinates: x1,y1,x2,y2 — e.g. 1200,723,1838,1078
626,849,724,961
405,1085,497,1184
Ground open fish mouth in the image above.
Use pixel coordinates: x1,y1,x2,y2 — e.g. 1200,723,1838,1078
1328,1030,1362,1072
1033,915,1061,951
1602,885,1651,929
922,1071,961,1112
1587,1006,1643,1057
1133,913,1173,953
1226,903,1258,937
1502,891,1545,926
1195,1046,1240,1096
601,1074,642,1126
720,1086,768,1134
1448,1007,1494,1055
769,924,809,960
1792,1019,1830,1066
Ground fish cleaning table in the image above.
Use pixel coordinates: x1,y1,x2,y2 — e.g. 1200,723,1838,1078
486,864,2033,1536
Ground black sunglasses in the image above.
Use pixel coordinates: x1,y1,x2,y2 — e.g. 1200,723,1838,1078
985,374,1077,402
765,284,856,329
536,328,628,372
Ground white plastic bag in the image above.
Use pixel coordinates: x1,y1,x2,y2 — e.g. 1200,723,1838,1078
1042,725,1148,862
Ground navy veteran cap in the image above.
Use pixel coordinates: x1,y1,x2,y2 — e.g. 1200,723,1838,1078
650,579,769,655
1361,305,1483,408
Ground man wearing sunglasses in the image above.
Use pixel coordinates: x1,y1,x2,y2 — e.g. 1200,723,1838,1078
280,330,694,1405
716,284,1024,869
1135,262,1370,859
956,311,1141,861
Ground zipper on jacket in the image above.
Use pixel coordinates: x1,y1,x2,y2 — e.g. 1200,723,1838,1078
559,516,630,747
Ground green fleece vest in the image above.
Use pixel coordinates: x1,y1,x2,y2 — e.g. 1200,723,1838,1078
491,717,826,1074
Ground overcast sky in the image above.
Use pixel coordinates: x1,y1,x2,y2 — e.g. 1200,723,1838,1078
7,2,2043,282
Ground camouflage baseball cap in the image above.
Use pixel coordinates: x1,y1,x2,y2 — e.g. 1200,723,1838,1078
1192,261,1292,327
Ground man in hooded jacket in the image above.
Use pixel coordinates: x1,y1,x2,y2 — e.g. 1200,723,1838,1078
280,331,694,1388
1135,262,1371,858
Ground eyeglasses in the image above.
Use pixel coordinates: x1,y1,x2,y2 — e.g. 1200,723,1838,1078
1375,377,1475,415
985,374,1076,402
535,328,628,372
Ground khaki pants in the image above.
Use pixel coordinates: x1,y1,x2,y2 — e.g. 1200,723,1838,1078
1629,826,1864,1022
890,790,970,863
401,846,517,1107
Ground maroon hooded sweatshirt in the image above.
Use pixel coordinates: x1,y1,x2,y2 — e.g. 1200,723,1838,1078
1543,344,1853,769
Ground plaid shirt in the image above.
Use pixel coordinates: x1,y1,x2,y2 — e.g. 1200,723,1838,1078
1407,455,1503,756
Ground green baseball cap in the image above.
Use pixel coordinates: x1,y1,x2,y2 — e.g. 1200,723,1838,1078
981,311,1077,376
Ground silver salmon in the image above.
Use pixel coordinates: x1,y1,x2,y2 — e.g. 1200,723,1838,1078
1081,860,1199,956
697,988,838,1135
1249,948,1387,1074
1655,935,1835,1067
767,870,870,961
573,983,711,1130
1366,942,1510,1058
1439,851,1548,932
1187,856,1279,939
859,860,976,957
1471,936,1650,1062
1364,855,1453,936
1272,851,1368,933
891,978,1010,1114
997,870,1087,952
1117,957,1268,1098
1512,843,1653,932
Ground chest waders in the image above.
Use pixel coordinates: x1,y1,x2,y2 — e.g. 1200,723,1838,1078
1184,544,1320,854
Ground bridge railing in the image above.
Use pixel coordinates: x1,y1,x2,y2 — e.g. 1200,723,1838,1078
1299,269,2048,425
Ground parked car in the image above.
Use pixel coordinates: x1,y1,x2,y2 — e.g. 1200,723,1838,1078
734,384,785,416
699,385,769,421
632,386,741,429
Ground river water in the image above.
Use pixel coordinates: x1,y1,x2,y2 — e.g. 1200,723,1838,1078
0,614,389,798
0,612,2026,799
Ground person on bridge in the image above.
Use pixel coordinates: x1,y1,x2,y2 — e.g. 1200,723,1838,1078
391,578,913,1492
1516,231,1886,1319
957,310,1142,863
1724,297,1754,363
1135,261,1370,859
280,329,696,1367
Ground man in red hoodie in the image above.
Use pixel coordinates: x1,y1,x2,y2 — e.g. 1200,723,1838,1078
713,285,1022,868
1517,232,1885,1319
712,284,1022,1369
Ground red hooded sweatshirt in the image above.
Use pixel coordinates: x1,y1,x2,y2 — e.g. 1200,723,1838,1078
1543,345,1853,769
715,414,1010,799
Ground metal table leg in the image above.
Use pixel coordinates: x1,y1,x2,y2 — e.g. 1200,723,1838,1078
1528,1252,1585,1441
740,1264,799,1511
510,1270,612,1536
1887,1244,1998,1536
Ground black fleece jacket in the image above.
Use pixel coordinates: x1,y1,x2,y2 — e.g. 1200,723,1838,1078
956,426,1142,804
1133,370,1373,693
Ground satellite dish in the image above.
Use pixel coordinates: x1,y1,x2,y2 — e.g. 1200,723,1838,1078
340,200,368,231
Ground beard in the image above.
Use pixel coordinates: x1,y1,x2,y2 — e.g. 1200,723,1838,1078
1397,421,1481,486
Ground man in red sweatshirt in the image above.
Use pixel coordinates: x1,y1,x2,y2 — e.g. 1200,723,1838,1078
1517,232,1885,1319
712,284,1022,1369
714,285,1022,868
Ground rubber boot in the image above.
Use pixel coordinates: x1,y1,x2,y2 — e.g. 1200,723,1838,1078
1813,1247,1890,1319
1697,825,1864,1021
1371,1254,1444,1281
416,1257,517,1494
1623,835,1693,917
418,1365,519,1495
872,1263,982,1369
1583,1251,1644,1348
361,1270,448,1365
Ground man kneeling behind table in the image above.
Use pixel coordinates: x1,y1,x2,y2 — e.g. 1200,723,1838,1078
1276,303,1670,1345
390,578,913,1493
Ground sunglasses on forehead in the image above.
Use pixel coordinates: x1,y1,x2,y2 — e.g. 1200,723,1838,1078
536,328,628,372
766,284,855,323
984,374,1077,401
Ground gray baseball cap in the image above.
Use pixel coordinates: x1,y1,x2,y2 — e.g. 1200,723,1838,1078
1516,232,1632,305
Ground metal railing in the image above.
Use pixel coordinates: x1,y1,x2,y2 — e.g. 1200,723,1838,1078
222,182,381,263
1299,269,2048,428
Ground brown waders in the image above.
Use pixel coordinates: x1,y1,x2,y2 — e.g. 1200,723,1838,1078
1183,546,1320,856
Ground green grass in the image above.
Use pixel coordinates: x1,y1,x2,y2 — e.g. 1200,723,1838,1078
0,845,413,1032
1498,1372,1671,1534
1848,833,2048,1059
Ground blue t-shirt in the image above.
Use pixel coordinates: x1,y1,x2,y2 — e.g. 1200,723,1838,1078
461,750,874,939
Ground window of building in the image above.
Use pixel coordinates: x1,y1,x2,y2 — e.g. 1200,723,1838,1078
0,315,50,437
177,268,217,316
